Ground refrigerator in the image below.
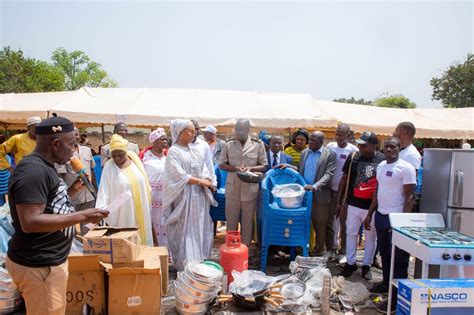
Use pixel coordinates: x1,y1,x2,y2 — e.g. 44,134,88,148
420,149,474,278
420,149,474,236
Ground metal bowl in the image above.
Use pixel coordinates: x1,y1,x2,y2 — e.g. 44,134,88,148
175,298,209,314
281,280,306,300
236,171,262,184
178,271,220,296
0,296,23,313
178,272,221,298
272,184,305,209
274,195,304,209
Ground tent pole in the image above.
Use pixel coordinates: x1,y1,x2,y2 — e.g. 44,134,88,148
101,124,106,143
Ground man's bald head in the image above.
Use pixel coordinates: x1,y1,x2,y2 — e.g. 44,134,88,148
308,131,325,151
234,118,251,141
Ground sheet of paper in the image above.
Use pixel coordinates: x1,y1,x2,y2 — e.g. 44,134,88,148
100,191,131,214
84,192,131,230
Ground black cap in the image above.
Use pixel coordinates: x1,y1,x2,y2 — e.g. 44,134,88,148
35,114,74,135
355,131,378,145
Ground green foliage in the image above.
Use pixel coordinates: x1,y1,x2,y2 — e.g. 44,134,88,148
0,47,64,93
374,94,416,108
52,48,118,90
430,53,474,108
333,97,372,105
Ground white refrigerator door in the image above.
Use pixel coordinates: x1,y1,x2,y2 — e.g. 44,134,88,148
449,151,474,208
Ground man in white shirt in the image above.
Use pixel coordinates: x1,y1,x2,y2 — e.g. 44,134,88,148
191,120,217,190
363,137,416,310
393,122,421,171
327,124,358,260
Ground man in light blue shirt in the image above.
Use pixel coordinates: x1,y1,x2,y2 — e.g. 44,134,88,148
303,145,322,186
299,131,336,256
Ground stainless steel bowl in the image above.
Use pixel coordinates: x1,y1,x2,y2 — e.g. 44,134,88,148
175,298,208,314
281,280,306,300
274,195,304,209
236,171,262,184
272,184,305,209
178,272,220,298
0,296,23,313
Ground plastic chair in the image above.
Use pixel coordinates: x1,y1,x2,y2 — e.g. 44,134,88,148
93,156,102,187
0,156,12,206
259,168,313,272
210,165,228,234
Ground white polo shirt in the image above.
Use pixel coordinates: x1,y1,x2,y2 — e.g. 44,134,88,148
399,144,422,169
376,159,416,214
327,142,359,191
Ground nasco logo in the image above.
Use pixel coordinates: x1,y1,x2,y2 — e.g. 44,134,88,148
420,292,468,301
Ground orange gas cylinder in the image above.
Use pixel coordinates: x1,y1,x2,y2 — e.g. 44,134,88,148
219,230,248,284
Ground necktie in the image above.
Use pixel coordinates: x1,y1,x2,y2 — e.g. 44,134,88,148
272,153,278,167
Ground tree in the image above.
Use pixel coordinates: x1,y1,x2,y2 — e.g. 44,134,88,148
333,97,372,105
52,48,118,90
0,47,64,93
374,94,416,108
430,53,474,108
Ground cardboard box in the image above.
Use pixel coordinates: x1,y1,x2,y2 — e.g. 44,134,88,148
104,247,162,315
66,254,106,315
82,227,141,263
397,279,474,315
154,246,169,295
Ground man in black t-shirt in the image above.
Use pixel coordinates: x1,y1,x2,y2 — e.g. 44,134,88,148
5,115,108,315
336,131,385,281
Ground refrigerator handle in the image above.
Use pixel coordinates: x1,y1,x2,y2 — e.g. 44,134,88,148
452,211,463,232
454,170,464,207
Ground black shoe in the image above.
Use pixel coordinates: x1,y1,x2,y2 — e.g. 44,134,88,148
370,281,389,293
372,258,382,270
340,263,357,278
362,265,372,280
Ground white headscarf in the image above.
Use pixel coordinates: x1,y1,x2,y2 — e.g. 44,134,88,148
170,119,193,144
149,127,166,144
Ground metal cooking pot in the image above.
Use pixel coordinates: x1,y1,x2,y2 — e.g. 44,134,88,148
178,272,220,298
175,298,208,314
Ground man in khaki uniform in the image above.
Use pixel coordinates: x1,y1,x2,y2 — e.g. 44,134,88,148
219,118,267,245
101,122,139,166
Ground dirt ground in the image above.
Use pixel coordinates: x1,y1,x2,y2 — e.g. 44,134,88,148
165,231,414,314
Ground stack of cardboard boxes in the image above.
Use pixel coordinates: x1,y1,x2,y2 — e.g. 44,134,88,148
66,227,169,315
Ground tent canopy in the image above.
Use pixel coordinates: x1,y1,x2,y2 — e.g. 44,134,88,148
1,87,473,139
0,87,335,131
316,100,474,139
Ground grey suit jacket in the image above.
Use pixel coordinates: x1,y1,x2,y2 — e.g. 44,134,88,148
298,146,336,204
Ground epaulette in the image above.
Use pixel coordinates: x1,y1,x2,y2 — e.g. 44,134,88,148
251,138,261,143
226,138,236,142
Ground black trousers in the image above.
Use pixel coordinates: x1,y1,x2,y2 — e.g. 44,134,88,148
374,211,410,285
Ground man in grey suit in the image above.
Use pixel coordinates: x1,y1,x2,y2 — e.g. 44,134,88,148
299,131,336,256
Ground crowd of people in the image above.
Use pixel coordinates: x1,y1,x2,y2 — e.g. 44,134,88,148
0,114,423,314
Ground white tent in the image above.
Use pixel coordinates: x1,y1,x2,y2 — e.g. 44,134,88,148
1,88,473,139
316,100,474,139
0,87,336,132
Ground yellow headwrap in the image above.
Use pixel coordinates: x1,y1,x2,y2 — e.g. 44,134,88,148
109,134,128,152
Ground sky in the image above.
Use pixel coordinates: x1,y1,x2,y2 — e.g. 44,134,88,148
1,0,473,108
